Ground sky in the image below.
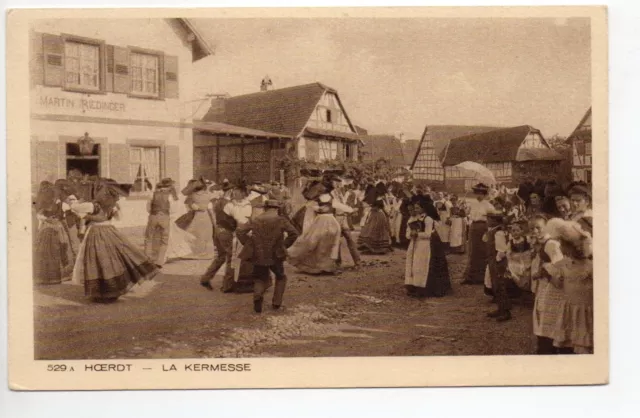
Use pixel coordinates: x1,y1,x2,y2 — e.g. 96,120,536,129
190,17,591,139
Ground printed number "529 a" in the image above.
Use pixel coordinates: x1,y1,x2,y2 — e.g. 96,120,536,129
47,364,73,371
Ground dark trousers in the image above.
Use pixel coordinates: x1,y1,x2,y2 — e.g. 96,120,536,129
489,257,512,312
253,261,287,306
464,222,489,284
144,213,170,265
341,228,361,264
536,337,575,355
201,228,234,289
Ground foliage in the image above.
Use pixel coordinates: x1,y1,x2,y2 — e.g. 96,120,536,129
275,154,413,185
546,134,571,151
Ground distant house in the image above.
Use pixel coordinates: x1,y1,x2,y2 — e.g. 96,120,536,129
441,125,563,193
401,139,420,169
411,125,499,187
354,125,368,136
200,82,362,183
359,135,406,168
567,107,592,184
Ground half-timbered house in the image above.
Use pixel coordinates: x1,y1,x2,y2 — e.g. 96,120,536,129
441,125,563,193
200,82,362,181
567,107,592,184
410,125,498,188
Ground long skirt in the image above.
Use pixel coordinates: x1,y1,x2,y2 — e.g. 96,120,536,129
182,211,215,259
72,223,158,302
533,279,566,340
357,209,392,254
405,232,451,297
288,214,342,274
449,217,466,253
34,219,75,285
463,222,488,284
164,220,196,262
397,212,411,249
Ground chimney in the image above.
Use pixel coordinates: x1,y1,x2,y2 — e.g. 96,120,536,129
261,75,273,92
206,94,228,121
398,132,406,144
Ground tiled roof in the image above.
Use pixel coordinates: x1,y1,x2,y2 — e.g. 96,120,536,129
354,125,369,135
360,135,406,167
193,121,292,139
516,147,564,162
176,19,214,62
441,125,561,165
202,82,331,137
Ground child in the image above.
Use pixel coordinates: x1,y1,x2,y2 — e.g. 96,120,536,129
543,218,594,354
505,219,534,292
484,213,512,321
448,196,467,254
529,214,569,354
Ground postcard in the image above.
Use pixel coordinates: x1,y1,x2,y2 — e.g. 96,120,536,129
6,6,608,390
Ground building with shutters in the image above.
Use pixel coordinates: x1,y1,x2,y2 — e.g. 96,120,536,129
29,18,212,226
199,82,362,184
567,107,592,184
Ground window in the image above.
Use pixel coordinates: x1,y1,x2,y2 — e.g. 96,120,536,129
131,52,159,97
586,170,592,184
585,142,592,155
65,142,101,178
318,140,338,161
326,109,332,123
130,146,161,192
64,41,100,91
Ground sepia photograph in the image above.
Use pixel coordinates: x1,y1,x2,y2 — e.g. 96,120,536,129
6,6,608,390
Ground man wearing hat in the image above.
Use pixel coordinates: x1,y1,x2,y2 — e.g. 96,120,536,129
462,183,497,285
144,178,178,268
200,179,236,292
236,199,299,313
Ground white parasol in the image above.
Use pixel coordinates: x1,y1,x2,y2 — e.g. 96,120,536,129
454,161,496,186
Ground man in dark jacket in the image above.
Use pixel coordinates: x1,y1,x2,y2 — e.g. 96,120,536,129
200,182,236,292
236,200,299,313
144,178,177,268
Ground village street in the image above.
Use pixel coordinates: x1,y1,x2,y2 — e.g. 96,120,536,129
34,227,535,360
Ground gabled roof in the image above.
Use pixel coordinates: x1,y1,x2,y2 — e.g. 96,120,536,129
441,125,562,166
174,19,213,62
566,107,592,144
402,140,420,166
410,125,500,169
360,135,406,167
202,82,355,138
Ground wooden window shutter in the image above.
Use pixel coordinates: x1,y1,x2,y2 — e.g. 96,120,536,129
163,55,179,99
42,34,64,87
109,143,131,183
164,145,180,186
112,46,130,94
30,32,44,87
105,45,114,92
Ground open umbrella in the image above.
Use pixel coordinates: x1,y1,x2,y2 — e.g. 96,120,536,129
454,161,496,185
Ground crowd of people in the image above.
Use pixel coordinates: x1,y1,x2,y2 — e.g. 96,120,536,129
32,171,594,354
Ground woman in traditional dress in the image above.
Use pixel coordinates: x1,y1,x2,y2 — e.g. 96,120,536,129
177,178,215,259
461,183,496,285
448,195,467,254
529,214,570,354
544,218,593,354
287,193,343,275
567,182,593,236
33,181,75,285
404,195,451,298
357,181,392,254
434,193,452,250
71,181,158,303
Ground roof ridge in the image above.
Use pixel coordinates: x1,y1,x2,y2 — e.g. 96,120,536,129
225,82,329,100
